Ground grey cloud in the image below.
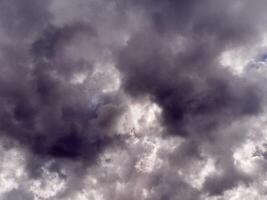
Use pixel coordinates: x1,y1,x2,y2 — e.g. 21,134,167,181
203,166,251,196
0,0,52,40
2,189,33,200
0,0,126,183
115,0,266,197
117,29,261,138
0,0,267,199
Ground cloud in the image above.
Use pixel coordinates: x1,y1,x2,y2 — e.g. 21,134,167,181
0,0,267,199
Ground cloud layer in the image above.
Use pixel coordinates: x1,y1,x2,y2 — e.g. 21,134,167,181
1,0,267,199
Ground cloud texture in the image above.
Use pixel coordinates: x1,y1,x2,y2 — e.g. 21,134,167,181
1,0,267,199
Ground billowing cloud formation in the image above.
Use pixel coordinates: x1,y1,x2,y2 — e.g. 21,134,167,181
1,0,267,199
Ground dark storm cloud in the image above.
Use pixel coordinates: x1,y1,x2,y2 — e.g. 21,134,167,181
0,0,52,39
0,0,267,199
0,23,119,159
115,0,266,196
117,31,261,137
0,0,125,180
31,22,96,62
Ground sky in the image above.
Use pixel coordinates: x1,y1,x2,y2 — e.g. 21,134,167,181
1,0,267,199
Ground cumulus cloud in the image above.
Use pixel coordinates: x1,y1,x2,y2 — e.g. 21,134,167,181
0,0,267,199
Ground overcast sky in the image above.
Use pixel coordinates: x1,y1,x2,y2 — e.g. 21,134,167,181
1,0,267,199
